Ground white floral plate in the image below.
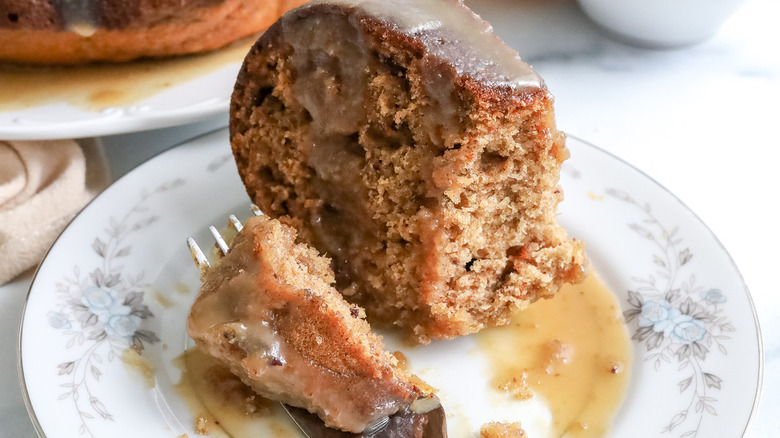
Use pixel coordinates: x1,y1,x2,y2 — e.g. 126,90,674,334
19,129,762,437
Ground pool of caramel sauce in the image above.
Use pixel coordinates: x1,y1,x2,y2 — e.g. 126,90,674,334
0,38,254,112
477,271,632,437
174,348,300,438
177,270,631,438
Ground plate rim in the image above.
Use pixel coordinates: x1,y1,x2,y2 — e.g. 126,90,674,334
567,135,764,438
0,104,228,141
16,126,227,437
16,130,764,437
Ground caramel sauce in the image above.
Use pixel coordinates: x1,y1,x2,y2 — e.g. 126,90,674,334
151,289,175,308
174,282,192,295
477,271,632,437
175,271,629,437
174,348,300,438
120,346,156,388
0,38,254,112
393,351,410,370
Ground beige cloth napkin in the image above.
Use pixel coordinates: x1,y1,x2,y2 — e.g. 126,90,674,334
0,139,109,285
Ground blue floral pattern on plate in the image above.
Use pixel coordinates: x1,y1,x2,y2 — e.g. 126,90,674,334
609,188,734,438
48,179,183,437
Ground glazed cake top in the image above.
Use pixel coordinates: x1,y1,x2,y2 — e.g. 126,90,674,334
297,0,543,91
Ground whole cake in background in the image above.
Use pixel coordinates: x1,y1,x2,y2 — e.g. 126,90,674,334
0,0,308,63
230,0,587,342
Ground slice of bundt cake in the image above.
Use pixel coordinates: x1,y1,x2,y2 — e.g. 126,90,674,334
230,0,586,342
187,215,421,433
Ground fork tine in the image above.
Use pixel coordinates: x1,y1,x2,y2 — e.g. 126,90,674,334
189,209,253,275
187,236,211,276
228,214,243,232
209,225,230,256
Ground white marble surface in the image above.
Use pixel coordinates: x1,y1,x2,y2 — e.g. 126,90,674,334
1,0,777,436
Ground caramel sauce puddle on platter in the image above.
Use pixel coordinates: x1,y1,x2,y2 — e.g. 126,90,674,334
477,271,632,437
174,348,300,438
175,271,631,437
0,37,254,112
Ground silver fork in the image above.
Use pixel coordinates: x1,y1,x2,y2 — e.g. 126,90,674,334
186,208,447,438
186,204,263,277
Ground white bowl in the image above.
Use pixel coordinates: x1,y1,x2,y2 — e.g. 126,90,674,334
576,0,746,48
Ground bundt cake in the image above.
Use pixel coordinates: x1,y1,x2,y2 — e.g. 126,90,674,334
0,0,308,63
187,214,423,433
229,0,587,342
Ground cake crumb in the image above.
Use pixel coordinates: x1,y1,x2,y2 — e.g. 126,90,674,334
195,414,211,435
496,374,533,400
480,421,527,438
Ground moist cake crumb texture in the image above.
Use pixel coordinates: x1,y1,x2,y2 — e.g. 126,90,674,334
230,0,587,342
187,215,420,432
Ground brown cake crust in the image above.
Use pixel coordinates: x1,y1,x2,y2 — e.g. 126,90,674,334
0,0,309,63
188,215,421,432
230,0,586,342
